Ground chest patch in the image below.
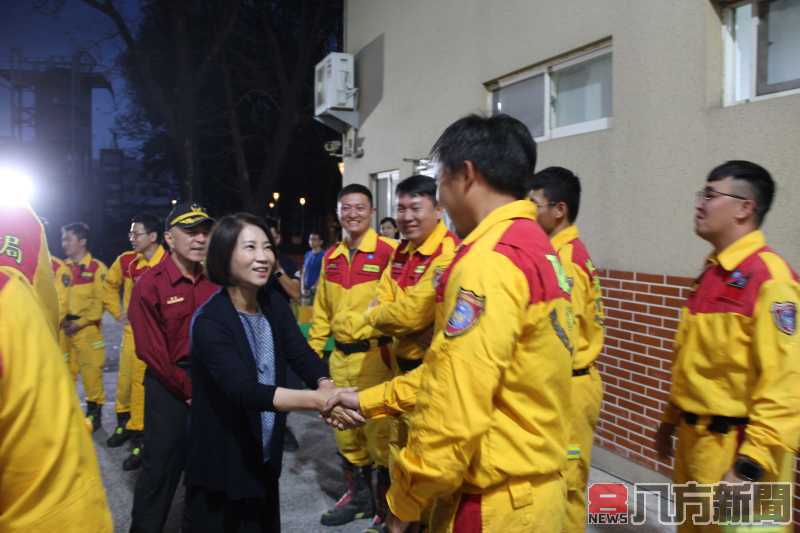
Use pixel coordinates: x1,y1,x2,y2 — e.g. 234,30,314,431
362,264,380,273
167,295,185,305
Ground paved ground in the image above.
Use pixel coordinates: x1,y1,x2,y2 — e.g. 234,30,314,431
86,316,672,532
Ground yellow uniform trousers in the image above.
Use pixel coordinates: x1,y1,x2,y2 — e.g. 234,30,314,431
66,325,105,405
673,420,795,533
113,327,147,431
564,366,604,533
428,473,566,533
330,345,393,467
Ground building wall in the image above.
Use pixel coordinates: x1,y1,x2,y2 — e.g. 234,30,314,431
343,0,800,524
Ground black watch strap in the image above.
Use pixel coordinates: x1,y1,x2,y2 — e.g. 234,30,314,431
734,455,764,482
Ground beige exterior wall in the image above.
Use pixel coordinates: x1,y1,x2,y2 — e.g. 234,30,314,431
342,0,800,276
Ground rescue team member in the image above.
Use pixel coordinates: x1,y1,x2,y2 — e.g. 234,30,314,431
0,204,60,335
0,269,113,532
347,175,459,532
51,255,73,360
308,184,397,527
103,214,167,472
61,222,109,432
128,202,218,533
656,161,800,533
327,114,575,533
530,167,604,533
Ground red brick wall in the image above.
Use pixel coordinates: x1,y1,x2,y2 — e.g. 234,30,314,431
593,269,800,526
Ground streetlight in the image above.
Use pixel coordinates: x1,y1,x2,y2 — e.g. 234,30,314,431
268,201,275,209
299,197,306,239
0,166,34,207
171,199,177,205
273,192,280,202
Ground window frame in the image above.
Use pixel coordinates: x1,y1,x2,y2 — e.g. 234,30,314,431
486,42,613,143
370,169,400,228
723,0,800,105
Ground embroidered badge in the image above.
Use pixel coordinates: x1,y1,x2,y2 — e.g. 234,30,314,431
444,288,485,337
726,269,749,289
362,264,380,273
166,296,185,305
81,271,94,279
327,262,338,270
771,302,796,335
414,265,426,274
432,267,444,290
0,235,22,264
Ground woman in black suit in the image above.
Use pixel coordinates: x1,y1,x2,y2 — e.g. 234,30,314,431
187,213,361,532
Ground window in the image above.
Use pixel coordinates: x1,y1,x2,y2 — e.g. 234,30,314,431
371,169,400,227
489,44,612,141
724,0,800,104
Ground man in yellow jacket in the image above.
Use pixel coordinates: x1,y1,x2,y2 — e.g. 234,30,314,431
0,234,112,532
328,114,575,533
530,167,604,533
103,214,166,469
348,175,459,532
656,161,800,533
309,183,397,527
61,222,108,432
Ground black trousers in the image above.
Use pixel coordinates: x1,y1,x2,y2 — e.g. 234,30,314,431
188,471,281,533
130,370,190,533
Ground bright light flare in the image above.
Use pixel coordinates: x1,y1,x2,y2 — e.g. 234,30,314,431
0,167,34,207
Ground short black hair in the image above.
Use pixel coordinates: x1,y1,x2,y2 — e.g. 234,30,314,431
395,175,437,202
379,217,397,228
206,213,276,287
131,214,162,240
337,183,373,206
62,222,90,242
529,166,582,223
707,160,775,226
430,114,537,199
264,216,280,232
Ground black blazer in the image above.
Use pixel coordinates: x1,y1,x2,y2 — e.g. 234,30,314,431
187,284,328,500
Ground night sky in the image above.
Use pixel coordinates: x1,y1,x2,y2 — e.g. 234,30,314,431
0,1,140,156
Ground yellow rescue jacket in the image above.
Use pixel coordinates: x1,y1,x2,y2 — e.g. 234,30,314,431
375,200,575,521
662,230,800,476
0,270,113,532
103,245,167,332
308,228,397,354
552,224,604,370
64,252,108,330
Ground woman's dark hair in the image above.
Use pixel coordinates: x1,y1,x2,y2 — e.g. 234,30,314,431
379,217,397,228
206,213,276,287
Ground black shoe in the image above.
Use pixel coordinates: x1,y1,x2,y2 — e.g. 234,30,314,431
85,402,102,433
283,427,299,452
123,440,143,471
321,464,374,526
106,412,131,447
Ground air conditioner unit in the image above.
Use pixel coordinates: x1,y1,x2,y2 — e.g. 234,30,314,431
314,52,359,134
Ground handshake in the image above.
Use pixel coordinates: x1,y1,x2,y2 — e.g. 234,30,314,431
313,379,366,431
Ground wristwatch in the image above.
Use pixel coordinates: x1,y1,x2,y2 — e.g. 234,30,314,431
734,455,764,482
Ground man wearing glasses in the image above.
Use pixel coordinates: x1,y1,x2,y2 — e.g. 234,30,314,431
103,214,167,471
655,161,800,533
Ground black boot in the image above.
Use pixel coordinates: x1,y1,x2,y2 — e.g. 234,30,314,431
123,432,143,471
106,412,131,447
363,466,390,533
85,402,102,433
321,459,374,526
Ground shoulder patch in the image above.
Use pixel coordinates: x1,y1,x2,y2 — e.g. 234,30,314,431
771,302,796,335
444,288,485,337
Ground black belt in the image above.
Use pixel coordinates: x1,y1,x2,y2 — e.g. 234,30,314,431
176,359,191,370
682,412,748,434
65,314,81,321
572,365,592,377
335,336,392,355
396,357,423,373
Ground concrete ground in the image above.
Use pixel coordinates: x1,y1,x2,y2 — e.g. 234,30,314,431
87,316,672,532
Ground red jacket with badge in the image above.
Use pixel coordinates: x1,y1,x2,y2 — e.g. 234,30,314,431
663,230,800,476
127,256,219,400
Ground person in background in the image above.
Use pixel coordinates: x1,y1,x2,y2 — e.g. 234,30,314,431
264,217,301,303
301,231,325,305
61,222,108,432
187,213,361,533
379,217,399,240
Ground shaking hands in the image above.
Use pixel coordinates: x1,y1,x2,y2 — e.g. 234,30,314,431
315,379,366,430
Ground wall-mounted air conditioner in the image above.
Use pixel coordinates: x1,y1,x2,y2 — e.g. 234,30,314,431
314,52,359,134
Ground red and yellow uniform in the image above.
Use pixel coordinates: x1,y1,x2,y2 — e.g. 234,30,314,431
363,201,574,532
308,228,397,467
662,230,800,533
64,253,108,404
51,257,72,361
103,245,167,431
551,224,604,533
0,270,112,532
0,205,60,336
